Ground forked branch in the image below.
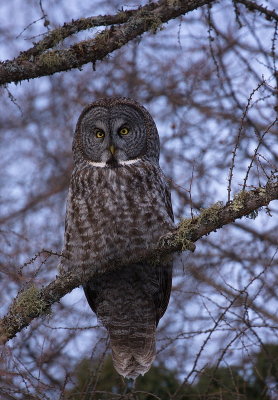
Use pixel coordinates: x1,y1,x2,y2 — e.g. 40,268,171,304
0,0,215,85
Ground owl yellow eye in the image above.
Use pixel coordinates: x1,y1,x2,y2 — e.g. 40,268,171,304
119,127,129,135
95,130,105,138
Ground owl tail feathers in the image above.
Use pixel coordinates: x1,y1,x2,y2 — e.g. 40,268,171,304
109,329,156,380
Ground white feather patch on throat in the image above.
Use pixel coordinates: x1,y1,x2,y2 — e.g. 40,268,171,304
87,161,107,168
119,158,140,166
87,158,140,168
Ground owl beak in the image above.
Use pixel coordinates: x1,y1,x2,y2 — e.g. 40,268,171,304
109,145,116,155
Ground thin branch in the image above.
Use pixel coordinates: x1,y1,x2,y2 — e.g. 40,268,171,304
227,80,265,202
188,264,278,325
0,173,69,225
236,0,278,22
16,17,45,39
243,118,277,190
0,177,277,344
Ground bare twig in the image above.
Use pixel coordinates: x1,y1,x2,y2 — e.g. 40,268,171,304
227,80,265,202
243,118,277,190
189,163,195,219
236,0,278,22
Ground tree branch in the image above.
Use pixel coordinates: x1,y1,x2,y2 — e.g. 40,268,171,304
0,0,215,85
0,0,276,86
18,9,139,60
0,177,277,344
236,0,278,22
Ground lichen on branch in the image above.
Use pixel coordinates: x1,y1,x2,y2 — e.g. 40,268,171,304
0,0,216,85
0,177,277,345
0,285,50,343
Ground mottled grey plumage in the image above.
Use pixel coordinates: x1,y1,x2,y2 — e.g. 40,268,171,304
59,97,174,379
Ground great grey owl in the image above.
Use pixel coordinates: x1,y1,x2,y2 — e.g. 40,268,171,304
59,97,174,379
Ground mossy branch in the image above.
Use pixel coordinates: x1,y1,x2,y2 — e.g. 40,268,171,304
18,9,139,60
0,0,215,85
0,177,277,344
1,0,275,85
0,0,276,86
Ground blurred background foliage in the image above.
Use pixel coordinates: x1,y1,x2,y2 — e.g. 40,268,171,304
0,0,277,398
67,344,278,399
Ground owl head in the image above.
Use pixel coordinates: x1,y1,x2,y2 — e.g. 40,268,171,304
72,97,160,167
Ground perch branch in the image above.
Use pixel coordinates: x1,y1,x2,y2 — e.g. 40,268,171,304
0,177,277,344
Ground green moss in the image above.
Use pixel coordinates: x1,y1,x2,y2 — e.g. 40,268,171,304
230,191,249,212
127,10,163,34
96,29,111,45
116,11,128,21
167,0,181,6
10,285,50,325
258,187,266,196
144,14,163,33
172,202,224,251
198,201,223,225
46,28,64,48
3,285,51,338
150,16,163,33
174,218,196,252
38,51,61,68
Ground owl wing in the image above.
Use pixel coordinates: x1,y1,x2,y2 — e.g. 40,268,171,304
151,261,172,326
152,182,174,325
164,181,174,222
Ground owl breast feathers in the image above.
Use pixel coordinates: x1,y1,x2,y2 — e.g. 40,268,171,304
59,97,174,379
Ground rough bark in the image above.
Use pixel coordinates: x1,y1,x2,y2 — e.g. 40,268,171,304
3,0,277,86
0,178,277,344
0,0,216,85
